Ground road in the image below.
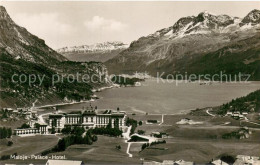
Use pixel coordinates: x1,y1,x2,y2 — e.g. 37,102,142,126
38,113,52,124
244,120,260,126
122,126,132,140
158,114,164,125
206,109,215,117
123,126,132,157
123,126,158,158
126,143,133,157
179,124,260,131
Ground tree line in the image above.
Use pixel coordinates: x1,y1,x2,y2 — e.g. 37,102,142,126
42,127,97,156
0,127,12,139
126,117,138,135
141,140,166,151
218,89,260,115
42,124,123,156
111,76,144,86
90,127,122,137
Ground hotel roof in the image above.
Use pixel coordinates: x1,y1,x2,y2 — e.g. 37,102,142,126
46,160,83,165
48,109,126,117
49,114,64,118
83,110,96,115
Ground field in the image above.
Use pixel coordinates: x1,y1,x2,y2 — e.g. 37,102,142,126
50,112,260,164
0,118,28,130
128,111,260,163
138,140,260,163
51,136,141,164
0,135,59,164
1,110,260,164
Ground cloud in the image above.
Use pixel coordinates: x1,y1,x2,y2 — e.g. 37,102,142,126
11,13,128,48
84,16,127,31
12,13,74,48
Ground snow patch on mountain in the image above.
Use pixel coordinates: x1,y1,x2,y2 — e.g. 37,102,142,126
14,27,30,45
149,10,260,40
164,29,173,37
57,41,128,54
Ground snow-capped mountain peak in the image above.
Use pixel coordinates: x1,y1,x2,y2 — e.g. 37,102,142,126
150,9,260,40
57,41,128,53
106,9,260,80
242,9,260,24
200,10,216,16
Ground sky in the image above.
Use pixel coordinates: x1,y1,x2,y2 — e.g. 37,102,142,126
2,1,260,49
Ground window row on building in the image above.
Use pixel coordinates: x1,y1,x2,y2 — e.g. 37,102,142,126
48,109,127,132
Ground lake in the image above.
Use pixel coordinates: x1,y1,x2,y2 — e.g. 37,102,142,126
59,79,260,114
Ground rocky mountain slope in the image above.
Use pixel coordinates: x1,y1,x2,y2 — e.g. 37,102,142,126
0,6,111,108
0,6,66,64
105,10,260,80
57,42,128,62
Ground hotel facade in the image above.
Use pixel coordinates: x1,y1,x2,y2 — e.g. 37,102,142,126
14,107,127,136
15,125,48,136
48,108,127,132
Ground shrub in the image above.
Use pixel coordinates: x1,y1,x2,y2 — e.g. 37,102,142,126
126,118,138,135
147,120,157,123
91,127,122,137
7,141,13,146
71,126,85,136
34,123,41,129
128,135,149,142
19,123,30,129
42,133,96,156
92,135,98,142
141,143,149,150
150,140,166,146
0,127,12,139
61,126,72,134
51,127,56,134
116,145,121,150
137,130,145,135
0,155,10,160
222,131,240,139
219,154,236,164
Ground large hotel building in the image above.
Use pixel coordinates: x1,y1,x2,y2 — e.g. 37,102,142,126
48,107,127,132
14,106,127,136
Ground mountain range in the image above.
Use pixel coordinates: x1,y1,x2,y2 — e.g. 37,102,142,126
1,6,260,107
0,6,110,108
57,42,128,62
105,10,260,80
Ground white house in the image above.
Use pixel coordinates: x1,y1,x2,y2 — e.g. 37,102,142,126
211,159,228,165
46,160,84,165
242,112,248,115
226,112,232,116
239,115,244,119
235,155,260,165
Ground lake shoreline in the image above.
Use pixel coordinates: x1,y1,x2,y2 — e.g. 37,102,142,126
34,83,140,110
34,84,118,109
35,80,260,115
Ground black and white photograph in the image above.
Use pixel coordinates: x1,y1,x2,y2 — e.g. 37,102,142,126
0,1,260,165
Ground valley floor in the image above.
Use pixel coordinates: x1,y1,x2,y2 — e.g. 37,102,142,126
1,108,260,164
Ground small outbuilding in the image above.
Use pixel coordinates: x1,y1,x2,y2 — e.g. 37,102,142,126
46,160,84,165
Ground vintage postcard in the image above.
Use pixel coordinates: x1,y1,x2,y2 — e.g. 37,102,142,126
0,1,260,165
